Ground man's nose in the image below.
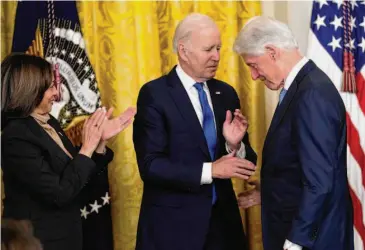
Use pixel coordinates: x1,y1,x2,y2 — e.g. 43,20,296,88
250,69,259,80
212,49,220,61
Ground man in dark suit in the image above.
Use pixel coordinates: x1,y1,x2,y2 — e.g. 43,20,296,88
234,16,354,250
133,13,257,250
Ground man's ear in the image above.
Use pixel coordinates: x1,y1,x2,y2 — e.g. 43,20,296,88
265,45,280,61
178,43,189,62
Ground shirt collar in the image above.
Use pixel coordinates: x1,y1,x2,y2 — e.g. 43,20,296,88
283,56,309,90
176,64,208,91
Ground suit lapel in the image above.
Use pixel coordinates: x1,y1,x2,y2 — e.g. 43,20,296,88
207,80,225,160
265,82,298,145
26,116,73,160
167,68,211,159
263,60,317,160
48,116,77,156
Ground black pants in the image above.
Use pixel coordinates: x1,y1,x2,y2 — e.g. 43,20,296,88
203,202,248,250
204,203,224,250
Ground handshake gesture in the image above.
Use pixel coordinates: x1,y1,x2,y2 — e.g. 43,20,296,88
79,106,136,157
212,109,260,209
212,109,255,180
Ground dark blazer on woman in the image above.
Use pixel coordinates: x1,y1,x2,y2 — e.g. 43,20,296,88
1,115,114,250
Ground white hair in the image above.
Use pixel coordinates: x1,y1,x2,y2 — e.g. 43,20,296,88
172,13,217,53
233,16,298,56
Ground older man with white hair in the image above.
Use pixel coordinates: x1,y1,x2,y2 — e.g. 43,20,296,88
133,13,257,250
234,16,354,250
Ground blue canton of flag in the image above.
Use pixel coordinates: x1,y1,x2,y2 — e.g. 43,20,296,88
310,0,365,72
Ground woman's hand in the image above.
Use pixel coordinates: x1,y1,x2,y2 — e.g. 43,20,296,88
101,107,136,141
79,108,107,157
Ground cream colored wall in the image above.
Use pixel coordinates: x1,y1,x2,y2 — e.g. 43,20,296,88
260,0,313,131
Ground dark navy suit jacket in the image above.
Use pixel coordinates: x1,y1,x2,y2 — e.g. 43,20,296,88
261,60,354,250
133,66,257,250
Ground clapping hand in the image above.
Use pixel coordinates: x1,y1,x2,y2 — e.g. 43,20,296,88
101,107,136,141
79,108,107,157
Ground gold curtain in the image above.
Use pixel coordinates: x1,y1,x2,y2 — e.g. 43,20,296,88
1,1,264,250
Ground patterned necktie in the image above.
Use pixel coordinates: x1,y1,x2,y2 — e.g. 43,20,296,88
279,88,287,105
194,82,217,204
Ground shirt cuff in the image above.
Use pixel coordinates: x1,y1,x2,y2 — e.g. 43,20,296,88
200,163,213,184
225,141,246,159
283,239,302,250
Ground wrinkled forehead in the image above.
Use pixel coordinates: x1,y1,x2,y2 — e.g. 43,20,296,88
190,26,221,45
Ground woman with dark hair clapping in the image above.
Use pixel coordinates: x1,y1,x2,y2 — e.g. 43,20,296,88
1,53,136,250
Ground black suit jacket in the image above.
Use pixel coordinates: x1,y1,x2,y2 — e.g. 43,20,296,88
133,66,257,250
1,115,114,250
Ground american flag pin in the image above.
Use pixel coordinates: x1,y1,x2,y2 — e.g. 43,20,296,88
215,91,221,95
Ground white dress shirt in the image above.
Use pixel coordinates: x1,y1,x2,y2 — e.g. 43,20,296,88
175,65,247,184
283,57,309,91
282,56,309,250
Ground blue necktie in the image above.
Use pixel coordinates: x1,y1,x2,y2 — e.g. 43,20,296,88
194,83,217,204
279,88,287,105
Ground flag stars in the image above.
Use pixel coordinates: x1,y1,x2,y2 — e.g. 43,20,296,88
345,38,356,50
89,200,102,214
90,74,95,80
65,111,71,117
358,37,365,53
84,65,90,72
350,0,358,10
80,193,111,220
61,49,66,55
101,192,111,205
316,0,328,9
332,0,342,9
360,17,365,32
53,47,59,54
77,58,83,65
314,15,326,30
69,53,75,59
328,36,342,52
71,101,76,107
350,16,356,31
80,206,90,219
76,109,83,115
330,15,343,31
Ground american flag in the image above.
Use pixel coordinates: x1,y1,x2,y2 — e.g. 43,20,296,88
307,0,365,249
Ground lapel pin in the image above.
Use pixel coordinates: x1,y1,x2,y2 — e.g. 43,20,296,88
215,91,221,95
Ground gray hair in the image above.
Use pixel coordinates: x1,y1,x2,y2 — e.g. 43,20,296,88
173,13,217,53
233,16,298,56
